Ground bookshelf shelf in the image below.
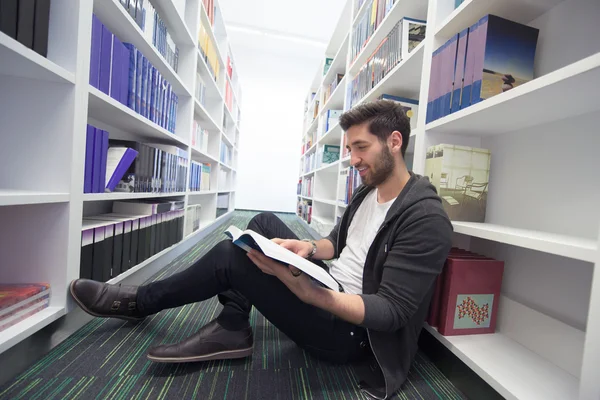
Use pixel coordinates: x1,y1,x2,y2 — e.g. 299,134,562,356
83,191,187,201
321,75,347,112
0,306,66,354
151,0,195,48
93,0,191,97
194,98,221,132
221,131,235,148
319,123,343,146
434,0,564,39
299,1,600,398
0,190,69,206
355,41,425,106
220,162,234,171
88,87,189,148
426,52,600,136
348,0,428,77
191,146,219,164
452,222,597,263
313,198,338,207
321,34,349,94
188,190,217,196
314,161,340,174
0,32,75,84
423,323,579,400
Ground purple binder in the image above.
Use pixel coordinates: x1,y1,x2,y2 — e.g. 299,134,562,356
99,130,109,192
119,44,129,105
89,15,102,88
106,148,139,192
92,128,102,193
451,28,468,113
99,24,113,95
84,125,95,193
123,43,137,109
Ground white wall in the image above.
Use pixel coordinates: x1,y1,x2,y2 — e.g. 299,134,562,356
230,37,322,212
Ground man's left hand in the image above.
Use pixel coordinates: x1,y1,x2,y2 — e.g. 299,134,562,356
247,249,317,304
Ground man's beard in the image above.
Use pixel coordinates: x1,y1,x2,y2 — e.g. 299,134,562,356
361,145,395,187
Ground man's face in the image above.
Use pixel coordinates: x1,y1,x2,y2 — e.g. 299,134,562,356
346,123,398,187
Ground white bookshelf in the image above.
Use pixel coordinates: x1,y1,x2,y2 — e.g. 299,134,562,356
298,0,600,399
0,0,241,355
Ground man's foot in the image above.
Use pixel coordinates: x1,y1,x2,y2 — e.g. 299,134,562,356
69,279,145,322
147,319,253,363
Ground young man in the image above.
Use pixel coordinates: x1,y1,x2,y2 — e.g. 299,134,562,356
69,99,452,399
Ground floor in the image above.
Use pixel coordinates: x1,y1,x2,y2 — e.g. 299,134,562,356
0,211,467,399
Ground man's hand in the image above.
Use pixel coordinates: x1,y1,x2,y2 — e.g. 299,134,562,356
246,249,317,304
271,238,312,258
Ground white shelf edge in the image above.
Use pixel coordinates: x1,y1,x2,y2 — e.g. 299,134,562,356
452,221,598,263
83,191,187,201
313,161,340,174
0,32,76,84
320,74,348,113
318,123,342,145
221,131,235,148
313,198,338,206
0,306,66,354
191,146,219,164
188,190,217,196
0,191,70,206
338,202,348,208
194,98,221,132
88,86,189,148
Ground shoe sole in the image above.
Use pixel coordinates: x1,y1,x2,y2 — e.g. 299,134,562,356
147,347,254,363
69,280,145,323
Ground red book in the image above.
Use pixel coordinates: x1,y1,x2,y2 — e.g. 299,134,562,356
438,257,504,336
0,283,50,311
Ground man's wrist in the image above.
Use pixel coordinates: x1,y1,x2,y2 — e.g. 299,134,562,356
302,239,317,258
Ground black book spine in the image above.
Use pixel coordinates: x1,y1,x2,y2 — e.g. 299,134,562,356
32,0,50,56
112,222,124,277
149,214,156,257
80,229,94,280
129,218,139,267
92,227,105,282
103,224,115,282
17,0,35,48
0,0,18,38
137,216,147,263
121,220,132,271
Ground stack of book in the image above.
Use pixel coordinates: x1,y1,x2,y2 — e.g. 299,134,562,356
198,18,220,83
117,0,179,72
90,14,180,134
189,161,211,192
301,176,314,197
297,199,312,223
0,283,50,333
347,17,426,109
81,200,185,282
316,145,341,168
338,166,361,205
192,120,210,152
323,74,344,105
0,0,51,57
185,204,203,236
351,0,398,63
304,152,317,174
84,124,139,194
426,14,539,123
427,247,504,336
319,109,343,138
220,143,232,166
202,0,216,25
95,139,189,194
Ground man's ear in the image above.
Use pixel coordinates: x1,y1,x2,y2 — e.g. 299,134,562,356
389,130,403,155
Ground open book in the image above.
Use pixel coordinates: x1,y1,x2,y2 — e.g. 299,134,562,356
224,226,342,292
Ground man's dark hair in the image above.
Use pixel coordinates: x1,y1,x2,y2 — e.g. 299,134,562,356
339,99,411,156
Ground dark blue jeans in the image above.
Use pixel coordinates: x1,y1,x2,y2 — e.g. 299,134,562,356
137,212,368,363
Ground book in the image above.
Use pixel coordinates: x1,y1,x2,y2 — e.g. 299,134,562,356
0,1,18,39
470,15,539,105
224,226,342,292
425,144,491,222
32,0,51,57
99,24,113,95
84,125,95,193
105,146,139,192
450,28,468,114
16,0,35,49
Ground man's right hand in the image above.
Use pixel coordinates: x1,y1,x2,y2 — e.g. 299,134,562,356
271,238,312,259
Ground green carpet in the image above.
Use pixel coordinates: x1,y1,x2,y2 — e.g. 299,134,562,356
0,211,466,400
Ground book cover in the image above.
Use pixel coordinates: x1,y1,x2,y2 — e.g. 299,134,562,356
123,43,137,109
0,1,19,39
80,228,94,279
443,34,459,119
91,127,102,193
105,147,139,192
451,28,468,114
32,0,51,56
438,256,504,336
16,0,35,49
135,50,143,112
99,130,109,192
122,219,132,270
99,24,113,95
471,15,539,105
425,144,491,222
137,216,147,263
110,35,124,101
141,55,148,117
84,125,95,193
119,43,129,105
129,218,139,268
0,283,50,311
461,22,478,110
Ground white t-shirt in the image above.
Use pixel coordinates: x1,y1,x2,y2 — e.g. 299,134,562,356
329,189,396,294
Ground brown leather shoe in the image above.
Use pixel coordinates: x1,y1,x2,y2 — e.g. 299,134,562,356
69,279,145,322
147,319,253,363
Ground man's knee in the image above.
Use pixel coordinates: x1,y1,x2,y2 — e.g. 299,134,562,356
247,212,278,230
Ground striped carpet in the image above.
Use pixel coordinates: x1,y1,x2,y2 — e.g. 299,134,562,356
0,211,466,400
